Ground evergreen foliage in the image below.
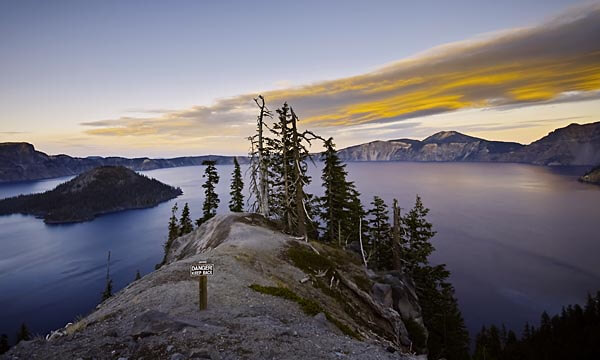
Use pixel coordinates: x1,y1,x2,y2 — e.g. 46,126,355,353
229,157,245,212
196,160,220,226
265,103,321,238
401,195,436,274
101,278,113,302
319,138,362,246
101,251,113,302
135,270,141,281
179,202,194,235
157,203,180,269
366,196,393,270
474,291,600,360
168,203,180,241
15,323,30,344
396,196,470,360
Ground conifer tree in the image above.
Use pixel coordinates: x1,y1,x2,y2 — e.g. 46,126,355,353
135,270,141,281
15,323,30,344
401,195,436,274
197,160,220,226
0,334,8,354
367,196,393,269
229,157,244,212
168,203,180,241
179,202,193,235
320,137,359,245
400,196,469,360
157,203,179,269
101,250,113,302
265,103,322,238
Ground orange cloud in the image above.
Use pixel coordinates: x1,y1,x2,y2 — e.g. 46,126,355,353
82,3,600,142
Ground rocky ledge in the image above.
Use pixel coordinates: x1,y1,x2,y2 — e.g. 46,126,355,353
3,214,426,360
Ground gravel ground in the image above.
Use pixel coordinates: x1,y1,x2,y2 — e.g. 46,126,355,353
3,214,423,360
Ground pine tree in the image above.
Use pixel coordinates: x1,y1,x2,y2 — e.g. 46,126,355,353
367,196,392,269
265,103,322,238
0,334,9,354
197,160,220,226
157,203,180,269
319,137,359,246
15,323,30,343
135,270,141,281
179,203,193,235
401,195,436,274
229,157,244,212
168,203,180,241
101,251,112,302
401,196,469,360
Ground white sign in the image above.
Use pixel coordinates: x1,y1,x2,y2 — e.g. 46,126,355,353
190,263,214,276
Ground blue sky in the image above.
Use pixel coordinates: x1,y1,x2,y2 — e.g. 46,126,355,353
1,0,598,156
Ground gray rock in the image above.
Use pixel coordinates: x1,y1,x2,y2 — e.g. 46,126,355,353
189,348,213,359
371,283,393,308
130,310,192,338
171,353,186,360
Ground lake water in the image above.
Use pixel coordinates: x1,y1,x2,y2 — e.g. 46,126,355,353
1,163,599,344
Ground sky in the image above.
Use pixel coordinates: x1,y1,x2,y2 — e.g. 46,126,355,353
1,0,599,157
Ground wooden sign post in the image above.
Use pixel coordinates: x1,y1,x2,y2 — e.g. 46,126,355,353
190,261,214,310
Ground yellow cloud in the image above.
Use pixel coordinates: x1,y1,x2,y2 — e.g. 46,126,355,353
82,3,600,145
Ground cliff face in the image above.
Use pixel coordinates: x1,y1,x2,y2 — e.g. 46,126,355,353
0,166,182,223
4,214,425,360
337,131,523,162
500,122,600,165
337,122,600,166
0,142,247,183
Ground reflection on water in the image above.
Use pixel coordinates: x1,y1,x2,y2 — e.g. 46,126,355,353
0,163,598,342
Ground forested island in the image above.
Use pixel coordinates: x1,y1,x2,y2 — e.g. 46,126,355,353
0,166,181,223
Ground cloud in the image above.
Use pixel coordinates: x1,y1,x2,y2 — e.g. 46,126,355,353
82,3,600,143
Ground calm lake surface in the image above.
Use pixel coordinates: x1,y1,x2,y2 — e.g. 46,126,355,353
1,162,599,343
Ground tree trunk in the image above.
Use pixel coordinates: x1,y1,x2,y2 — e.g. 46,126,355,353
392,199,402,270
256,96,269,217
291,108,307,240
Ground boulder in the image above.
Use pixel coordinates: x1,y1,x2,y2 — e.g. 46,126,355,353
371,283,393,308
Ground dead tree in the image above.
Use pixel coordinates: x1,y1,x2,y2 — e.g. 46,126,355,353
248,95,272,217
392,199,403,270
289,106,324,240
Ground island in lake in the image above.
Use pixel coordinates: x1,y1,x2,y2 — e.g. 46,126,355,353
0,166,182,223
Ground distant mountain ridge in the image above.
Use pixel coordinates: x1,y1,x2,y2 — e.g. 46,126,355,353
2,121,599,183
0,142,247,183
337,122,600,166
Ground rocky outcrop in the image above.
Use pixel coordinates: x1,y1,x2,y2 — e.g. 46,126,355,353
501,122,600,166
337,121,600,166
579,166,600,185
3,214,426,359
0,166,182,223
0,142,247,183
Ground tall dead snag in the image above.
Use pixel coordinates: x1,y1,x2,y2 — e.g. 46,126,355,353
248,95,272,217
291,107,306,239
289,106,323,240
